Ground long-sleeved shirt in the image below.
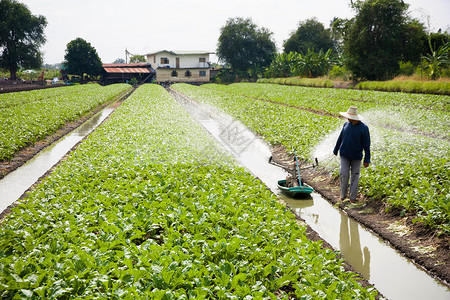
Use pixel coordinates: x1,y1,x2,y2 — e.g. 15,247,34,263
333,121,371,163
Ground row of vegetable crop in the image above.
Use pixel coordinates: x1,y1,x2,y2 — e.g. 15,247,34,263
250,82,450,111
0,84,376,298
202,83,450,140
0,83,131,161
0,83,101,109
172,83,450,234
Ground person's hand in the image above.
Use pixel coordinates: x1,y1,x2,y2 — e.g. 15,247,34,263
363,162,369,168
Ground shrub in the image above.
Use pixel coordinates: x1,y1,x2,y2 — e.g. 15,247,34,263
398,61,415,76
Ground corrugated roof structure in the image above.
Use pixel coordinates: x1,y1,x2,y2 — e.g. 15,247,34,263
103,67,153,74
102,63,154,84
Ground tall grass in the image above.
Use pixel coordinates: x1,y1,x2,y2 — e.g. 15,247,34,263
258,77,334,88
354,80,450,95
258,77,450,95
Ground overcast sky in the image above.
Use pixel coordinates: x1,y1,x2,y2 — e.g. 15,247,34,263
20,0,450,64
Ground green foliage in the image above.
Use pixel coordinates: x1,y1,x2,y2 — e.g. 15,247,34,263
0,84,377,298
0,0,47,80
422,40,450,80
0,84,131,160
64,38,103,78
265,52,300,78
328,65,350,80
258,77,334,88
398,61,415,76
191,83,450,233
295,49,337,77
343,0,423,80
217,17,276,77
128,78,138,86
265,49,338,78
129,55,146,63
283,18,335,54
355,80,450,95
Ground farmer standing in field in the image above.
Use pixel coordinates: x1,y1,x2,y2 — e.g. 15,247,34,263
333,106,371,203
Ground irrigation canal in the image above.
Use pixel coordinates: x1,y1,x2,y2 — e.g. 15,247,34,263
0,88,448,300
168,88,450,300
0,103,116,214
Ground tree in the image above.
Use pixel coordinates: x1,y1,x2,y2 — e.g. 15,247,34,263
401,19,428,64
129,54,146,63
0,0,47,80
343,0,422,80
113,58,125,64
283,18,335,54
64,38,102,79
330,17,352,55
217,17,276,78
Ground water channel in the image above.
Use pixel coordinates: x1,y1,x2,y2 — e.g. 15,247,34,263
0,89,448,299
0,105,116,214
169,88,450,300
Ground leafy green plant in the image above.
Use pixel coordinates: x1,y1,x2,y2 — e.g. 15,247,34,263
0,84,376,298
422,40,450,80
174,83,450,234
0,83,132,160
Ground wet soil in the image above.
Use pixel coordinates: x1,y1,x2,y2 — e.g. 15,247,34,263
271,144,450,287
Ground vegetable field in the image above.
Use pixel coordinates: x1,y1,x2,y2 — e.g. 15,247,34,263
0,83,131,161
172,83,450,234
0,84,376,298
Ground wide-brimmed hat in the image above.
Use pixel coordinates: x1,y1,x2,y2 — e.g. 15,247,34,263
340,106,362,121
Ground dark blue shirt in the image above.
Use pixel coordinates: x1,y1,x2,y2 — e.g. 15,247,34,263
333,121,371,163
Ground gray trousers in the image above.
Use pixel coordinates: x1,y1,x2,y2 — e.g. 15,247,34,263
340,156,362,200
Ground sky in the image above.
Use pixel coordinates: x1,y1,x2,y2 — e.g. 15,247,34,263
19,0,450,65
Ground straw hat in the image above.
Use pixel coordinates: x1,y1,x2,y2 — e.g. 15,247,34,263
340,106,362,121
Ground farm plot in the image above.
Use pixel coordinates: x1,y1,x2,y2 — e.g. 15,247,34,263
0,84,100,109
0,83,131,161
172,83,450,234
202,83,450,140
0,84,376,299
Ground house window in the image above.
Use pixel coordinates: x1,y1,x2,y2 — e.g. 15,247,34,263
199,71,206,77
199,57,206,63
161,57,169,64
171,70,178,77
185,70,192,77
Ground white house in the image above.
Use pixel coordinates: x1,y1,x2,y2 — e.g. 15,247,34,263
145,50,212,83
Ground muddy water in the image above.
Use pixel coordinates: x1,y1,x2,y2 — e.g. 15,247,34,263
170,89,450,300
0,106,116,214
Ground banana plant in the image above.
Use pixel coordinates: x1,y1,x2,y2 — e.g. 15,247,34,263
422,39,449,80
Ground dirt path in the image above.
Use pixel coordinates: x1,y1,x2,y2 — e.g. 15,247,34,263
271,144,450,287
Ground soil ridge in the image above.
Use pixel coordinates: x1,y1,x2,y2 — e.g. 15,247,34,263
271,144,450,287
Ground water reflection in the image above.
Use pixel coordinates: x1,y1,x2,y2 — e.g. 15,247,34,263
340,214,371,279
0,107,115,214
171,88,450,300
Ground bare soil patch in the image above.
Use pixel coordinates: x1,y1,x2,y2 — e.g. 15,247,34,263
271,144,450,287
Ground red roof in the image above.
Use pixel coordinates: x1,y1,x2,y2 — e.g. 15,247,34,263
103,67,153,74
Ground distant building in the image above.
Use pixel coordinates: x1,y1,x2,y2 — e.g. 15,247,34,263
102,63,154,84
146,50,212,84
